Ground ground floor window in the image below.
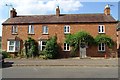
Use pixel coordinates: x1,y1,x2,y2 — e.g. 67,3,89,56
98,43,105,51
39,40,47,51
7,40,20,52
64,43,70,51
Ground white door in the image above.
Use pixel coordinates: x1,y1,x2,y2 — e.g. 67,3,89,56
80,44,87,58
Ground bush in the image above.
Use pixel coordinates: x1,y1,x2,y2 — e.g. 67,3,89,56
2,51,10,58
42,36,58,59
24,37,38,58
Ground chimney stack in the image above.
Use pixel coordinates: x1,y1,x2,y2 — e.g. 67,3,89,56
56,6,60,16
10,8,17,18
104,4,110,15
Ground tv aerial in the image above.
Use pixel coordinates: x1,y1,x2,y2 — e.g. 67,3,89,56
5,4,13,9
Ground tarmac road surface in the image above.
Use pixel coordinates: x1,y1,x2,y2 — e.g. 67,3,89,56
2,66,118,78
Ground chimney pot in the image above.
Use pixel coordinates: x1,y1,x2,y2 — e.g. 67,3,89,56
10,8,17,18
104,4,110,15
56,6,60,16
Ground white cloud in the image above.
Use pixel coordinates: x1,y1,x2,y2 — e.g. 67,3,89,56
0,0,83,36
0,19,6,36
0,0,83,15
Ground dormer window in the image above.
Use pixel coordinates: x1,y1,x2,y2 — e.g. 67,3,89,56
64,25,70,34
98,25,105,33
28,25,34,34
12,25,18,34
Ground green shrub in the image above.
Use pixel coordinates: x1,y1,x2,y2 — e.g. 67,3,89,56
2,51,10,58
17,47,27,58
42,36,59,59
24,37,38,58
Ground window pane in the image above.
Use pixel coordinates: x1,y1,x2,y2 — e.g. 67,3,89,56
31,26,34,33
9,41,14,45
9,46,14,51
42,41,46,45
28,25,31,33
102,43,105,50
98,44,101,51
45,27,48,33
64,43,66,50
42,26,44,33
98,26,101,32
42,46,45,50
102,46,104,50
67,44,69,50
16,41,20,51
67,27,69,32
102,26,104,32
64,26,66,32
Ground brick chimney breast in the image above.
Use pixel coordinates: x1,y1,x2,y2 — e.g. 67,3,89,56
10,8,17,18
104,4,110,15
56,6,60,16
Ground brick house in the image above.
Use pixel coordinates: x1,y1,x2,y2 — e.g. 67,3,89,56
2,5,118,58
117,22,120,57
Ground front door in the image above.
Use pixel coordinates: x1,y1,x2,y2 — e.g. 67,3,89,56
80,43,87,58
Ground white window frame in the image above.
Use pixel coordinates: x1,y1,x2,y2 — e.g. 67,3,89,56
12,25,18,34
42,26,48,34
64,25,70,34
7,40,20,52
39,40,47,51
64,43,70,51
98,25,105,33
28,25,34,34
98,43,105,52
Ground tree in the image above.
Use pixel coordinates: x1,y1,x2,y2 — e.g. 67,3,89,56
42,36,58,59
65,31,94,56
95,34,114,48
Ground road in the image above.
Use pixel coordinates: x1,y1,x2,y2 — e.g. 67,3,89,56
2,66,118,78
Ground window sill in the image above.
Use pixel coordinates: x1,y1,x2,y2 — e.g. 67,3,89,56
98,32,105,34
7,51,19,52
98,51,106,53
64,33,70,34
64,50,70,52
42,33,49,35
12,33,18,35
28,33,35,35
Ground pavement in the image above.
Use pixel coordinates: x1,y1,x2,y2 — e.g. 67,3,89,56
3,57,119,67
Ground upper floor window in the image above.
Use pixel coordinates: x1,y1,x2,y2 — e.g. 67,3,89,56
12,25,18,34
64,25,70,34
42,26,48,34
28,25,34,34
64,43,70,51
7,40,20,52
98,43,105,52
98,25,105,33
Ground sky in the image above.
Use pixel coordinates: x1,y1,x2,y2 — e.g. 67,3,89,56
0,0,119,36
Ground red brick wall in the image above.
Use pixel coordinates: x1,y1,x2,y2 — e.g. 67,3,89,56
2,23,117,58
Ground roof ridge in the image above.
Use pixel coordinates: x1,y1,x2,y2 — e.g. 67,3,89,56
17,13,105,17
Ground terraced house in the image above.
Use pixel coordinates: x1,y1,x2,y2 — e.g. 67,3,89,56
2,5,118,58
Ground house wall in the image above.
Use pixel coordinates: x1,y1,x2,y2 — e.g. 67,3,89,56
2,23,117,58
117,30,120,57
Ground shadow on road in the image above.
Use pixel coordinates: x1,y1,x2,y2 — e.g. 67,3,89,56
2,62,14,68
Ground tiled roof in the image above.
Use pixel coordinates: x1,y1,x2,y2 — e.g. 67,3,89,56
2,13,117,25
